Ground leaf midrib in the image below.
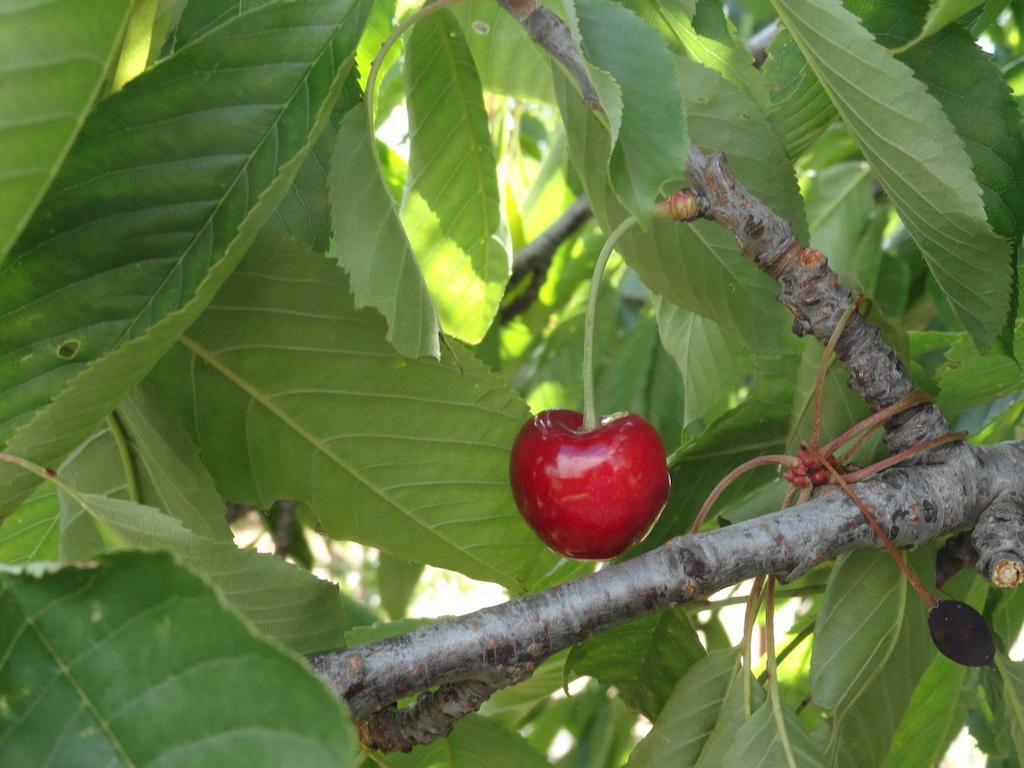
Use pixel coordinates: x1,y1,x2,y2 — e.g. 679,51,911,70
178,335,506,583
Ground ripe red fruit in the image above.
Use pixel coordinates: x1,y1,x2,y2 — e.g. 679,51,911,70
509,409,671,559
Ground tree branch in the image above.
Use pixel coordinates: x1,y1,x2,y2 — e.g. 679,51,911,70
500,196,592,323
313,439,1024,725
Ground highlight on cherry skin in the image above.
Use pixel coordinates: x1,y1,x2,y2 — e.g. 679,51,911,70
509,409,671,560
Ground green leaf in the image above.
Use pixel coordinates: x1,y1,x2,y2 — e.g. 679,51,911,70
0,485,58,565
329,106,441,359
913,0,987,44
64,490,348,653
628,649,741,768
937,322,1024,417
555,57,802,354
149,237,557,588
565,607,706,719
721,698,828,768
172,0,276,48
403,9,510,344
0,552,356,766
656,299,753,429
370,714,549,768
810,550,906,712
0,0,134,263
830,551,935,768
876,569,987,765
451,1,555,102
572,0,689,222
761,28,837,160
116,386,234,541
0,0,370,518
851,0,1024,352
996,653,1024,763
661,0,773,116
880,637,973,766
264,77,363,253
378,553,425,620
597,312,685,450
770,0,1013,350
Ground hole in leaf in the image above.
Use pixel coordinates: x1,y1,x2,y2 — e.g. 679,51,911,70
928,599,995,667
56,340,80,360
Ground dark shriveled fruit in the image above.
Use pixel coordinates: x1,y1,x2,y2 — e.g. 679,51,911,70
928,599,995,667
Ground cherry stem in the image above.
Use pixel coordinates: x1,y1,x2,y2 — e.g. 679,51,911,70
691,455,799,534
764,578,798,768
742,575,766,718
582,216,637,430
821,389,931,460
841,431,968,483
821,458,938,607
812,302,860,450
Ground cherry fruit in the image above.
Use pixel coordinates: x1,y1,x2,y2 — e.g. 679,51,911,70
509,409,670,559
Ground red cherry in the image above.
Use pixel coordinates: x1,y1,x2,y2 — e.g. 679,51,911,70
509,409,671,559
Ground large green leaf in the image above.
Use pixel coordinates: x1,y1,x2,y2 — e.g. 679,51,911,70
810,550,906,713
565,607,707,719
0,552,356,766
770,0,1013,350
628,649,741,768
0,0,370,518
370,714,549,768
403,9,509,344
571,0,689,222
0,0,134,263
149,237,556,588
329,106,441,359
555,56,802,354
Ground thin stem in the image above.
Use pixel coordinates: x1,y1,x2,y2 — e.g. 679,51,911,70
765,578,799,768
0,452,89,509
106,412,140,504
812,302,859,449
691,455,798,534
365,0,463,133
822,460,938,607
582,216,636,430
841,431,968,483
742,575,766,718
822,390,931,460
688,585,825,611
758,621,814,683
